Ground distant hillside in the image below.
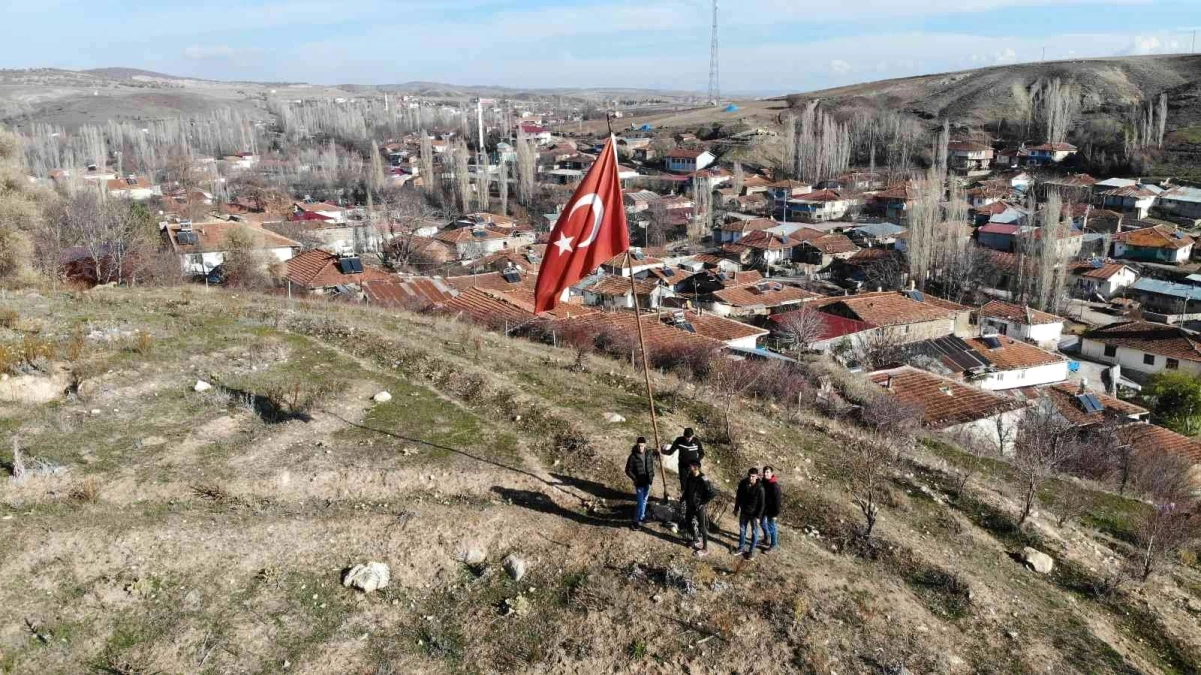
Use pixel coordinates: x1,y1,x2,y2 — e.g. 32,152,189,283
782,54,1201,138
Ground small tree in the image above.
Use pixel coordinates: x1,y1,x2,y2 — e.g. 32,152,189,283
1143,371,1201,435
846,436,894,538
943,428,995,496
1134,500,1199,582
853,328,905,371
860,392,922,458
708,357,762,447
775,307,827,354
1014,400,1080,527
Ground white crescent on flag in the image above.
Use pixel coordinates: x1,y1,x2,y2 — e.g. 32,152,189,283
570,193,605,248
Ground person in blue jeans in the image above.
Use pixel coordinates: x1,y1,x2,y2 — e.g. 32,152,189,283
760,465,782,552
732,467,765,559
624,437,655,528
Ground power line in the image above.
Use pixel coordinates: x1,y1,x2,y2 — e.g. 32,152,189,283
707,0,720,105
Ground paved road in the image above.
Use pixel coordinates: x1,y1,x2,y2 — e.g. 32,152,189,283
1063,299,1122,327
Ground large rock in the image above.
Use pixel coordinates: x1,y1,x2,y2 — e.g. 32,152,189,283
1021,547,1054,574
193,380,213,393
373,391,392,403
342,562,391,593
603,412,626,424
503,554,528,582
458,548,487,565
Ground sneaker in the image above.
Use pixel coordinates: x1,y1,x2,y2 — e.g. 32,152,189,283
744,552,756,561
694,548,709,558
630,523,641,530
730,545,744,555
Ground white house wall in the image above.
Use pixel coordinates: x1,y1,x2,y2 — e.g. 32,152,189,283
975,360,1069,390
1080,338,1201,377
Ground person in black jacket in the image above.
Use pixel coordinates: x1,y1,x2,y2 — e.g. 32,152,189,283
681,462,714,556
662,427,704,493
732,467,766,559
624,437,655,527
760,465,782,552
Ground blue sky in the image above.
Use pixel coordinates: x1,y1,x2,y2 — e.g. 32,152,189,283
4,0,1199,94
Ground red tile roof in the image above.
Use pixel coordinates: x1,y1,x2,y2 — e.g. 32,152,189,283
870,366,1023,428
793,189,843,202
712,282,819,308
666,149,706,159
1118,423,1201,464
720,218,776,233
738,230,793,251
978,223,1021,236
1011,383,1148,427
444,270,535,293
977,300,1063,326
812,291,956,327
1030,142,1078,152
662,310,768,343
966,335,1065,371
168,223,300,255
602,251,665,269
1066,261,1132,281
285,250,392,288
361,277,458,309
803,233,859,255
545,311,723,354
434,226,511,244
586,275,662,297
1113,226,1193,250
1084,321,1201,363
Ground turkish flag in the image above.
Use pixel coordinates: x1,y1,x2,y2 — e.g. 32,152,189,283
534,136,630,313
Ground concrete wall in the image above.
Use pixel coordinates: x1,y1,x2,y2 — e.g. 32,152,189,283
1080,337,1201,377
945,408,1026,456
975,360,1069,391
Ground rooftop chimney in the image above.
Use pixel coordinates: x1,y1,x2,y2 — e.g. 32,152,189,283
1078,378,1088,395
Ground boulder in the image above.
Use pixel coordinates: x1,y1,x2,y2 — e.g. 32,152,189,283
1021,547,1054,574
458,548,487,565
194,380,213,393
373,391,392,403
603,412,626,424
502,554,528,582
342,562,391,593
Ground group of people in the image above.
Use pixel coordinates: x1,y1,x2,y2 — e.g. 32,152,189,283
624,427,783,559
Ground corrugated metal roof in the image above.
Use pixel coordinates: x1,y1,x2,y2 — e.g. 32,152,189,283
1130,278,1201,301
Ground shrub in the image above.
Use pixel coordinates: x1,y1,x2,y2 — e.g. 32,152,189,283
127,330,153,355
69,476,102,503
65,325,86,362
20,334,54,370
0,307,17,329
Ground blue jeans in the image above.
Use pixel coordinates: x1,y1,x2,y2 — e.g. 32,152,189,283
633,485,650,523
760,516,778,548
738,516,761,552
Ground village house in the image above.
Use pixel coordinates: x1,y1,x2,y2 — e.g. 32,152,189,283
1081,320,1201,377
284,250,392,293
600,250,665,277
946,141,994,175
1026,142,1078,165
967,184,1009,210
716,218,775,244
1100,184,1162,220
657,309,769,350
784,189,851,223
444,268,534,295
580,275,673,309
167,222,299,277
872,183,917,223
704,280,818,318
764,180,813,204
1125,278,1201,316
664,149,715,174
518,123,553,144
623,190,661,214
792,232,860,269
361,276,459,311
847,222,906,248
767,308,878,354
976,222,1022,252
964,335,1069,390
735,230,794,267
812,291,961,344
432,224,533,261
1066,260,1139,300
1157,185,1201,224
105,175,161,201
976,300,1065,347
1112,225,1194,264
292,201,347,224
1029,381,1150,428
869,366,1026,453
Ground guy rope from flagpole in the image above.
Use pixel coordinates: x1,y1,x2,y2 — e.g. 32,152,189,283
627,251,669,503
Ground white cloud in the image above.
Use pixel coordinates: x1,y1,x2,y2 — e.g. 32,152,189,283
994,48,1019,64
829,59,853,74
183,45,262,60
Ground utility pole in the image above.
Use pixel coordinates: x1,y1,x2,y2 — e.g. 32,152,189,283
707,0,720,105
1193,30,1197,53
1042,46,1046,62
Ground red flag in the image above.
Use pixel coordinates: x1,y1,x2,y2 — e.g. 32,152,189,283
534,136,630,313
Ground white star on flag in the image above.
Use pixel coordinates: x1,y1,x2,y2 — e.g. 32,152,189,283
553,234,575,255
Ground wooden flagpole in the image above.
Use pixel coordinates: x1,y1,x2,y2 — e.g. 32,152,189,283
628,253,669,503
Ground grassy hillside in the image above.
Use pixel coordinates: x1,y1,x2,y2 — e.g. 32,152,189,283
0,286,1199,674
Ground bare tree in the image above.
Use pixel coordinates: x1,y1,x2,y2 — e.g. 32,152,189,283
731,161,744,195
1037,78,1078,145
419,132,435,197
516,133,536,206
708,357,762,448
1134,498,1199,582
854,328,906,371
846,436,894,539
776,307,828,353
690,176,712,243
1014,400,1080,527
905,173,942,290
452,138,472,215
860,393,922,457
943,428,996,496
1156,93,1168,148
497,157,509,216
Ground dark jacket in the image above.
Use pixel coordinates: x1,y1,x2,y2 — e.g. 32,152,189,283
682,472,715,509
625,447,655,487
762,477,782,519
733,478,766,520
667,435,704,469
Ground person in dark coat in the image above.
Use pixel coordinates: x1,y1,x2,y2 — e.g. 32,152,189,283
662,427,704,493
681,462,714,556
624,437,656,527
733,467,765,559
760,465,782,552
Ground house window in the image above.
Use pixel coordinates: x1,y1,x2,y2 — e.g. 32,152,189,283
1143,353,1155,366
1167,358,1180,370
1103,345,1117,358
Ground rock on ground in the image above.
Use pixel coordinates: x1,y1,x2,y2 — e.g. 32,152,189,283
603,412,626,423
458,548,487,565
503,554,527,582
342,562,391,593
1021,547,1054,574
194,380,213,393
373,391,392,403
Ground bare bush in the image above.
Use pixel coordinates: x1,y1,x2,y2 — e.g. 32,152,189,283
69,476,102,503
9,439,25,484
1014,400,1081,526
1134,500,1200,582
775,308,827,354
846,436,894,538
